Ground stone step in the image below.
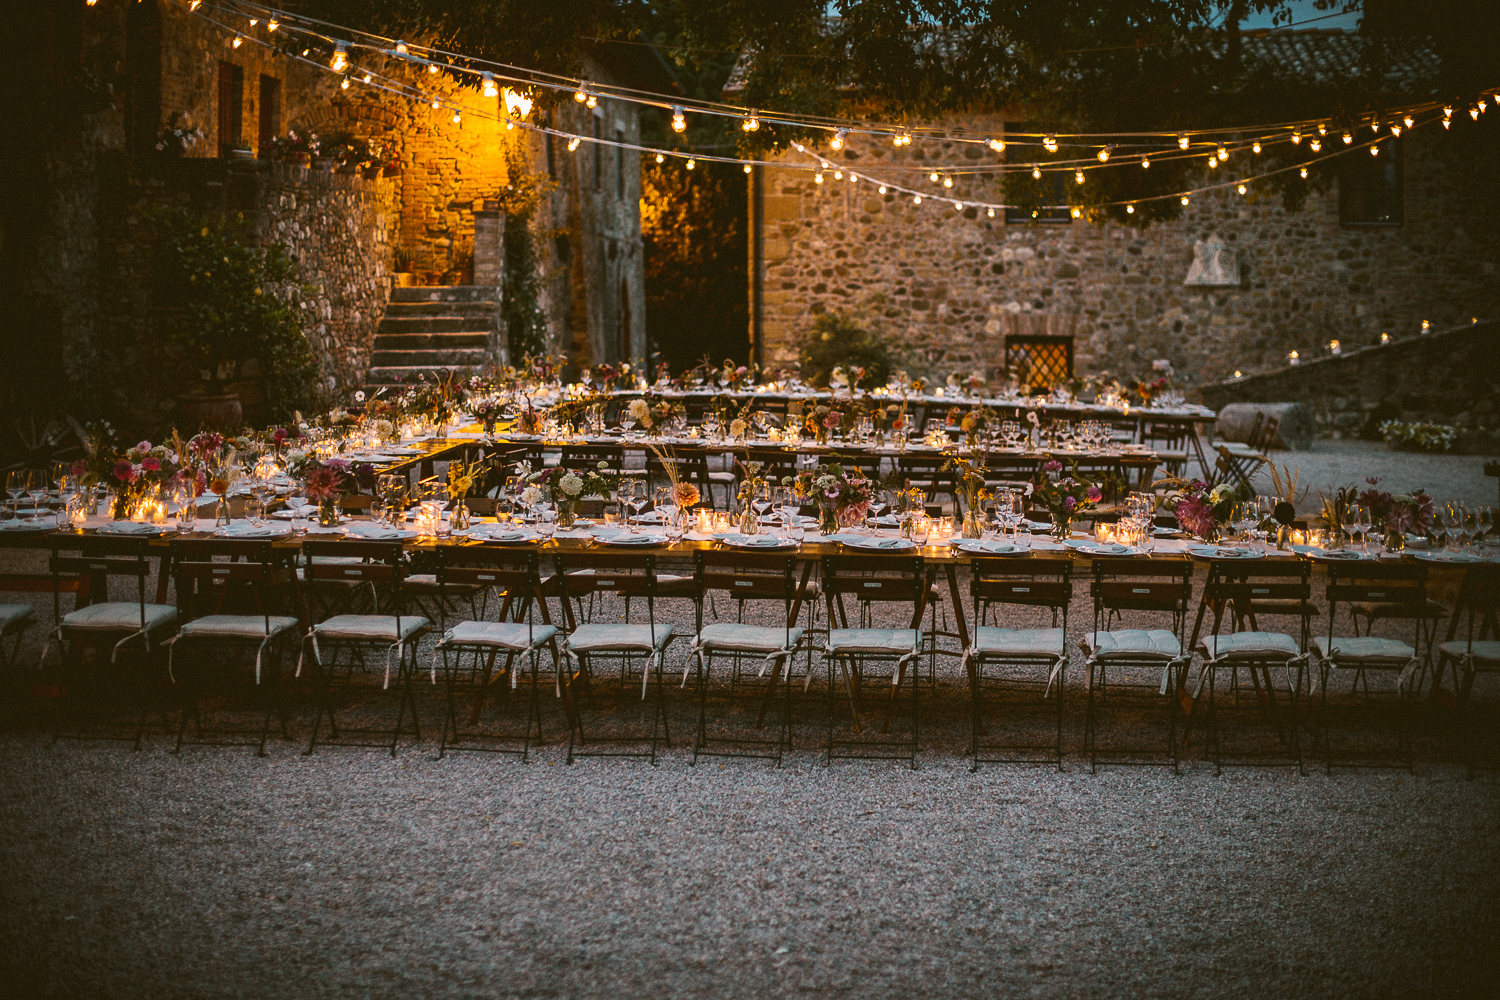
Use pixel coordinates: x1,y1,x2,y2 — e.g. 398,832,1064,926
389,285,498,304
377,315,491,335
370,347,489,368
366,365,480,386
371,331,491,351
382,301,498,318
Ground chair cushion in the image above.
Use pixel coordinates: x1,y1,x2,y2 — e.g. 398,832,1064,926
972,627,1066,658
62,602,178,634
825,628,922,656
312,614,430,643
1082,629,1181,660
696,623,803,654
1436,640,1500,666
1311,636,1415,665
439,621,559,650
564,623,674,654
179,615,299,640
1197,631,1301,661
0,604,35,633
1351,599,1447,621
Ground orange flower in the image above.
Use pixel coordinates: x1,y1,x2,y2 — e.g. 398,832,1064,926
673,482,701,507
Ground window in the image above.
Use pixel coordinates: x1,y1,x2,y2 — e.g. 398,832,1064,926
1005,335,1074,390
1340,136,1403,226
1004,121,1071,224
257,75,280,155
593,114,602,192
615,128,625,200
216,62,244,156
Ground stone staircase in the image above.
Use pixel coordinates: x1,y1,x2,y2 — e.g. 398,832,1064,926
364,286,499,390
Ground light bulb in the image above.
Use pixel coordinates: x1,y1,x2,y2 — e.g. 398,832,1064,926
830,129,845,148
1291,130,1302,144
814,172,822,184
1371,145,1380,156
835,170,843,180
268,19,278,32
913,194,922,204
1481,99,1489,112
655,153,664,164
1252,141,1261,153
1443,119,1452,130
1470,107,1480,120
1075,170,1085,184
189,0,200,8
1177,133,1189,149
1342,131,1352,143
1043,134,1057,152
452,112,461,124
988,138,1004,152
567,137,581,151
1391,125,1402,136
687,158,695,170
987,207,995,217
942,176,953,188
586,95,597,108
1443,105,1453,118
504,88,532,119
1208,157,1217,169
1289,350,1300,363
953,202,963,211
1237,183,1246,195
1141,157,1150,168
743,113,760,132
1031,164,1041,179
482,73,497,98
929,171,939,183
233,36,243,49
743,164,752,174
1422,320,1430,331
340,78,349,90
1299,167,1308,178
1181,196,1190,206
671,106,686,132
1381,332,1391,344
878,185,887,194
1310,139,1321,151
1097,145,1112,162
249,19,258,26
428,63,439,75
1233,370,1242,378
431,100,439,109
1071,207,1081,218
394,41,408,56
893,133,903,147
574,84,588,103
1403,115,1414,127
848,173,857,183
1329,340,1340,353
1126,204,1135,214
1217,146,1228,160
1371,120,1381,132
1318,122,1327,134
362,74,371,84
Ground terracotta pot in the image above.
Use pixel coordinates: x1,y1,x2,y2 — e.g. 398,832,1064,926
392,272,417,288
177,393,243,431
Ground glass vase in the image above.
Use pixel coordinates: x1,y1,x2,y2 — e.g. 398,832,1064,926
962,510,984,539
317,498,340,527
451,499,471,531
556,499,575,528
819,503,840,536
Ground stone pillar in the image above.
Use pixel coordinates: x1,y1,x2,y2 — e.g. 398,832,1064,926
473,202,506,365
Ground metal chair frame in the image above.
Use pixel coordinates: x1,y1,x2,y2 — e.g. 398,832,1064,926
1435,565,1500,777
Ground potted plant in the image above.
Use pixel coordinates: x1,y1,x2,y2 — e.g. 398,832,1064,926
156,112,205,158
392,249,417,288
268,130,315,168
151,209,318,430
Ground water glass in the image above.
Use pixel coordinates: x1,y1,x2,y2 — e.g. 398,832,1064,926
176,502,196,534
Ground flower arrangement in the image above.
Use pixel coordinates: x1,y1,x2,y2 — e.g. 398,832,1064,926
267,129,317,162
792,463,875,531
397,370,468,426
518,460,618,501
1378,420,1457,453
626,396,678,434
1356,478,1435,536
157,112,205,156
587,362,631,391
719,359,755,390
108,439,183,518
943,454,994,536
470,396,505,434
1157,476,1238,540
1032,460,1103,533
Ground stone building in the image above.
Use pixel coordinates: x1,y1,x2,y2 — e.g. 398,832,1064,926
741,30,1500,394
3,0,649,430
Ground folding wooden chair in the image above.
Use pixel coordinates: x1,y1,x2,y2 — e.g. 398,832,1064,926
1435,565,1500,777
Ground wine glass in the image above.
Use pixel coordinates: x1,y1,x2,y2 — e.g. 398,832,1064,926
1477,505,1494,545
1441,501,1463,551
910,515,930,549
625,479,648,533
26,469,49,521
1345,503,1371,555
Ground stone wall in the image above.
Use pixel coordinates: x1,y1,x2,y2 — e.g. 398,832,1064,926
1201,321,1500,453
752,112,1500,389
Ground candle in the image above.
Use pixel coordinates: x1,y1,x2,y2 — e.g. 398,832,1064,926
1096,522,1116,543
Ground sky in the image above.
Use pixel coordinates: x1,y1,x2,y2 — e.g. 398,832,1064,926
1238,0,1363,31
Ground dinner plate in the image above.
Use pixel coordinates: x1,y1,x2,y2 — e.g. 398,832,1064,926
342,526,419,541
1411,551,1481,564
468,529,537,544
1187,545,1259,559
954,540,1017,555
1306,549,1364,561
213,524,292,539
95,522,172,536
841,536,916,551
719,534,799,550
594,531,668,546
0,519,55,533
1072,541,1131,555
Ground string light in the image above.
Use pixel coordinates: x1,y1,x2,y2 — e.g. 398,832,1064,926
1217,145,1228,160
814,172,822,184
1470,106,1481,120
743,112,761,132
671,106,686,132
942,176,953,188
1141,157,1150,168
849,173,857,183
1181,196,1190,206
1288,350,1300,364
574,83,589,103
1480,99,1489,113
1370,145,1380,156
430,99,440,109
913,194,922,204
1031,164,1041,179
190,1,200,9
481,72,498,98
987,207,995,217
930,171,940,183
428,63,439,75
988,138,1004,153
504,89,532,119
232,35,243,48
835,170,843,180
1126,203,1135,214
1403,115,1414,127
362,73,371,84
1071,207,1082,218
1422,320,1431,332
1178,133,1189,149
1309,139,1321,151
1043,134,1058,152
267,18,278,32
1237,183,1247,195
687,157,696,170
1370,119,1381,132
1251,141,1261,153
1291,130,1302,144
1317,122,1327,135
829,128,846,148
1208,157,1217,169
1096,145,1113,162
339,77,348,90
744,164,752,173
953,202,963,211
394,40,408,56
1391,125,1402,137
1443,119,1452,130
1075,169,1085,184
1342,131,1352,144
1443,105,1453,118
1299,167,1308,178
567,137,581,151
249,18,257,26
878,185,887,194
655,153,664,164
1381,332,1391,344
1329,340,1341,354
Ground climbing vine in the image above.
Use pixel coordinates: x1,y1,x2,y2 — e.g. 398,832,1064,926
494,146,556,362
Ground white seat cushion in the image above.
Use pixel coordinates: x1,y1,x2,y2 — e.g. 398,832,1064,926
312,614,429,643
1197,631,1301,661
1436,640,1500,666
1311,635,1414,666
179,615,299,640
695,623,803,654
1082,629,1181,660
439,621,559,650
972,626,1065,659
0,604,35,633
62,602,178,634
565,623,674,654
825,628,921,656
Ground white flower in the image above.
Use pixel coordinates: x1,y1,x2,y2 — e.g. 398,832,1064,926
559,472,584,497
1026,412,1041,426
354,390,365,402
628,399,650,421
521,486,541,506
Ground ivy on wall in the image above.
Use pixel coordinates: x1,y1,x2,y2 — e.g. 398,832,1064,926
495,146,556,361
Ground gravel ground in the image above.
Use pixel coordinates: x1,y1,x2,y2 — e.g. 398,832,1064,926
3,552,1499,999
1236,439,1496,511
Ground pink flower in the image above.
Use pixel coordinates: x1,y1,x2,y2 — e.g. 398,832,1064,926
1086,485,1102,503
1044,460,1062,473
272,428,289,444
1176,497,1218,538
837,500,871,526
1063,496,1077,512
113,459,138,483
135,440,153,453
303,466,342,502
140,457,161,472
823,411,842,430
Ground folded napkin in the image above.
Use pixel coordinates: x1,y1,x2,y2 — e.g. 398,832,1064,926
344,527,417,540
